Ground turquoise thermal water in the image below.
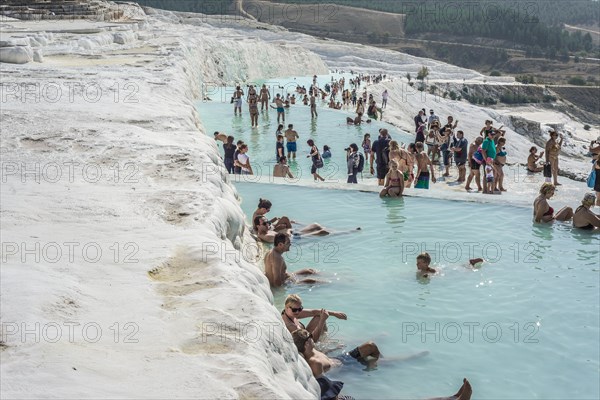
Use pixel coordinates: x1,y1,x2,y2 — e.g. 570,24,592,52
200,73,413,183
198,76,599,400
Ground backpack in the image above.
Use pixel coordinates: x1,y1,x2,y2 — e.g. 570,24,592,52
472,147,484,164
356,152,365,173
381,140,390,166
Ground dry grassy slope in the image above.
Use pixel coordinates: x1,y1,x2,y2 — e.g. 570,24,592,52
549,86,600,115
242,0,404,38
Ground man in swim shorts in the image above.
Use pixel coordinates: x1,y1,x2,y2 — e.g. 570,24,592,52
270,94,286,123
414,141,436,189
284,124,299,160
233,85,244,116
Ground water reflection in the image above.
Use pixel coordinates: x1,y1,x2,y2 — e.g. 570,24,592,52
382,196,406,236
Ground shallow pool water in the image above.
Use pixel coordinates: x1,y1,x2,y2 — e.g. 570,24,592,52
236,182,599,400
198,74,413,183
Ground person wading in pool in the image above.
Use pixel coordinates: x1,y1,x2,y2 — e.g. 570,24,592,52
284,124,299,160
233,85,244,116
264,233,318,287
259,84,271,112
310,92,318,119
270,94,286,123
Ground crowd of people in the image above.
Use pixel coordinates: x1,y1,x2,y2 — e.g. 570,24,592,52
218,74,600,222
220,71,600,225
216,73,600,399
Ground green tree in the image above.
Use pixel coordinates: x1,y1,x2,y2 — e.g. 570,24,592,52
417,66,429,81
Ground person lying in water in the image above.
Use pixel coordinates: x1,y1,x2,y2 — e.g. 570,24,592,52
292,328,433,400
282,294,347,342
252,198,293,233
346,116,371,125
292,328,382,372
255,215,346,242
264,233,318,287
417,252,485,278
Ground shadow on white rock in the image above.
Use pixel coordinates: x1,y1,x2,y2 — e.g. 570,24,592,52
0,46,33,64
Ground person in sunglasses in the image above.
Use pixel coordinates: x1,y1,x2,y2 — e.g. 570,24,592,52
281,294,347,343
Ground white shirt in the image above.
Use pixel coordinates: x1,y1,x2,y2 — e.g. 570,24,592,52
238,153,250,173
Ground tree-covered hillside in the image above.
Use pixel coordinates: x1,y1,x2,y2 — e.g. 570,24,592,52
276,0,599,27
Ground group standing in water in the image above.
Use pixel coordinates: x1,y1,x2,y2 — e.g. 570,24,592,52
218,74,600,233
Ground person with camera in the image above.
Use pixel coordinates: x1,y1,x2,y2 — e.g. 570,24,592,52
545,129,563,186
527,146,545,173
451,130,468,183
345,143,360,184
439,116,458,177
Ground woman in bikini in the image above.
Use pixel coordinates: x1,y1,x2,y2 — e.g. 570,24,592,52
494,137,507,191
281,294,347,342
360,133,371,158
533,183,573,223
572,193,600,230
479,119,496,137
388,141,412,184
259,84,270,111
248,96,259,128
380,160,405,198
527,146,544,173
545,130,563,185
